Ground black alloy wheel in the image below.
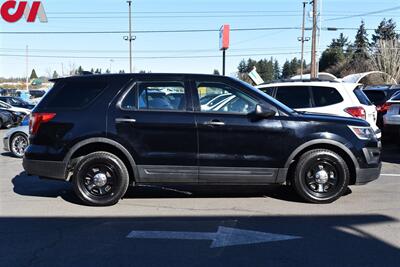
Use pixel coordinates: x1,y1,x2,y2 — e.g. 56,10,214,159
292,149,350,203
72,152,129,206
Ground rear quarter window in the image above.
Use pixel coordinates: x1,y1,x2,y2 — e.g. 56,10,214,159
311,86,343,107
43,80,108,109
353,87,372,106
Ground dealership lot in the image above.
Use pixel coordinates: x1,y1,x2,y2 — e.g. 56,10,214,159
0,128,399,266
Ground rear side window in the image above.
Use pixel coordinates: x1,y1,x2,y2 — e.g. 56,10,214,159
354,87,372,105
311,86,343,107
45,81,108,109
275,86,311,109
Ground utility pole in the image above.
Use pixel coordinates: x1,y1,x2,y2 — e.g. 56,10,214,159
25,45,29,91
298,1,310,79
124,1,136,73
310,0,318,79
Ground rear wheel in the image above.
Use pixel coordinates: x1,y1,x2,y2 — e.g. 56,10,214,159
10,133,28,158
72,152,129,206
292,149,350,204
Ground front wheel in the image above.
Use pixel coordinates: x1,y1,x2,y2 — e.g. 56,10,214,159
72,152,129,206
292,149,350,204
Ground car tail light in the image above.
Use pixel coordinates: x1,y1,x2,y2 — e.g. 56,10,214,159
344,106,366,120
376,102,391,112
29,113,56,135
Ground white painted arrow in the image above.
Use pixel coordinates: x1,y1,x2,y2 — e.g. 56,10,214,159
126,226,301,248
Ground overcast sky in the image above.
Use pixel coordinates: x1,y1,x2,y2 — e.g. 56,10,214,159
0,0,399,78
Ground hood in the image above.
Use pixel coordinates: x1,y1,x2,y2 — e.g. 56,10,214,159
297,111,369,127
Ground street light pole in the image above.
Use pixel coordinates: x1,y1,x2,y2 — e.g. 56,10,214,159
125,1,136,73
298,2,309,79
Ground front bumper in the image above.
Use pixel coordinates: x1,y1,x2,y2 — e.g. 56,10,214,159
23,158,68,180
3,137,9,152
355,163,382,185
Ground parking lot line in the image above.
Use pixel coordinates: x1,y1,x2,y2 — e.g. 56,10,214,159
381,174,400,177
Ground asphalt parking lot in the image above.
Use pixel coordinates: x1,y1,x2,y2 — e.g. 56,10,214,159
0,129,399,267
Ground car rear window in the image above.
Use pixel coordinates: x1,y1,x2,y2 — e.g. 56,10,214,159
363,90,387,105
311,86,343,107
353,87,372,106
44,80,108,109
275,86,311,109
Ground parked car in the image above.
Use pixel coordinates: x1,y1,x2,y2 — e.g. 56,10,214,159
0,96,35,110
362,85,400,128
23,74,381,206
256,80,381,139
3,116,29,157
383,92,400,142
0,109,14,129
0,100,31,116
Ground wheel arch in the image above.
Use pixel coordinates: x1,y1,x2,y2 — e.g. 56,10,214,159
285,139,359,185
66,138,138,185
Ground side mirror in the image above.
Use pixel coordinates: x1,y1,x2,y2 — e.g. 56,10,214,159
252,104,276,119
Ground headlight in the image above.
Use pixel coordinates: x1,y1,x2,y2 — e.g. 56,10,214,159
348,126,375,140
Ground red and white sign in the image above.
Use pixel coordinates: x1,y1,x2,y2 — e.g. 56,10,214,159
1,0,47,23
219,24,230,51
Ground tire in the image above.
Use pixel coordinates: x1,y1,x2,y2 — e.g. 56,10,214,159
72,152,129,206
292,149,350,204
10,133,29,158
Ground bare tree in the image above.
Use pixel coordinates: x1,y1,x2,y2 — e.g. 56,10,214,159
370,39,400,83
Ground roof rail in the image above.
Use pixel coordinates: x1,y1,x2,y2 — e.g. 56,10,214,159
260,78,340,85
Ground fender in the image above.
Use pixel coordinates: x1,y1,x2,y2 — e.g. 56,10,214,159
284,139,360,170
64,137,139,182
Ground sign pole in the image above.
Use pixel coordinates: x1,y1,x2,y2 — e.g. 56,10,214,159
222,49,226,76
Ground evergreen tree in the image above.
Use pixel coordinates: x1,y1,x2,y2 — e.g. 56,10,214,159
106,69,111,74
213,69,220,75
354,21,369,54
29,69,38,80
372,18,399,45
281,60,291,78
273,60,280,79
90,68,94,73
119,70,125,74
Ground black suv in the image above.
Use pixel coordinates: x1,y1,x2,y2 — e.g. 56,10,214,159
23,74,381,206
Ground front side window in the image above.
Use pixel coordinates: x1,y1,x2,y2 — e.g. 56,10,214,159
197,82,258,114
312,86,344,107
275,86,311,109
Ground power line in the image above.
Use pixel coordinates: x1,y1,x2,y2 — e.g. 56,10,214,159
0,51,312,60
325,5,400,21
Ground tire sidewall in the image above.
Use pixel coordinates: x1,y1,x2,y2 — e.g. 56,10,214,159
294,150,349,203
73,152,129,206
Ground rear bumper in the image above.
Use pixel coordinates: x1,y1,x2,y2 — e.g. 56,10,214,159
355,163,382,185
22,158,67,180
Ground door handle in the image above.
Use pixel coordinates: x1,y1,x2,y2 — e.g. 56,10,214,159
116,118,136,123
204,120,225,126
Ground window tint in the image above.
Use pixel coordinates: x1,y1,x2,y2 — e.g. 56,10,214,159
197,82,258,114
45,81,108,109
353,88,372,105
363,90,387,105
275,86,311,109
260,87,274,96
312,87,343,107
138,82,185,111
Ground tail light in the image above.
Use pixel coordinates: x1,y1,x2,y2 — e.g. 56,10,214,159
29,113,56,135
376,102,391,112
344,106,366,120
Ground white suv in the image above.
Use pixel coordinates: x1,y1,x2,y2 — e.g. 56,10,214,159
256,81,381,138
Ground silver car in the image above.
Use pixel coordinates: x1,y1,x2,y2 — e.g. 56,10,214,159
3,116,29,158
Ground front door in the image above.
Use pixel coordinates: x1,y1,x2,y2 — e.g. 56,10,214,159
193,79,286,184
113,77,198,183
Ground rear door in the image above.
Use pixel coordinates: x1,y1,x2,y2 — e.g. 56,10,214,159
112,76,198,184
